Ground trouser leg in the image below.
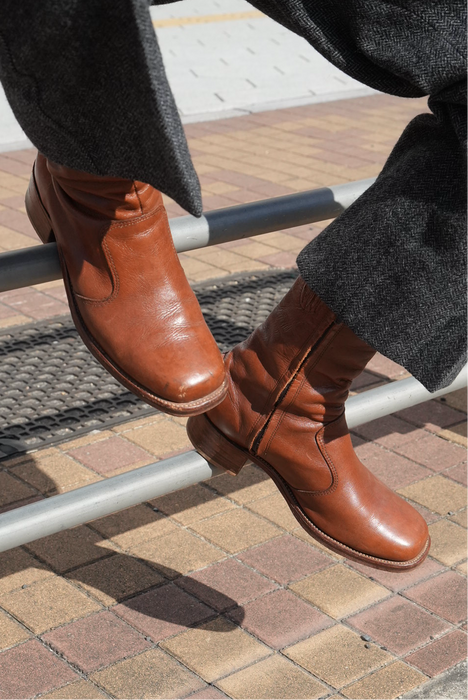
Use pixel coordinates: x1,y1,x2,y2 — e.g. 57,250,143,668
249,0,467,390
0,0,201,215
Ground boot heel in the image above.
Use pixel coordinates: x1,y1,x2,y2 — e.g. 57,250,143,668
187,414,249,476
25,171,55,244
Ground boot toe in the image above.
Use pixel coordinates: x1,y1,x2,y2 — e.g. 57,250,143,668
376,507,430,565
159,361,226,405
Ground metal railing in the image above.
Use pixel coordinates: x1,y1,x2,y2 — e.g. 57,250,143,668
0,177,465,552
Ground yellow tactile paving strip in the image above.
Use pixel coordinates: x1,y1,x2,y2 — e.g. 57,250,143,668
0,94,466,699
152,10,264,28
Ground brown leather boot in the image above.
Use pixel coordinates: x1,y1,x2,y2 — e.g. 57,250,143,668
25,154,226,416
187,278,430,570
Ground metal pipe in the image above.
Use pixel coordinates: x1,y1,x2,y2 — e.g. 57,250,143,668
346,367,467,429
0,366,464,553
171,178,374,252
0,179,374,292
0,452,221,553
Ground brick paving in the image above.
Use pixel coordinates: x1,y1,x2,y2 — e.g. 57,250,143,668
0,94,466,699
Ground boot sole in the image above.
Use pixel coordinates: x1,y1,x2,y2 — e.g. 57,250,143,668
187,413,431,571
25,170,227,417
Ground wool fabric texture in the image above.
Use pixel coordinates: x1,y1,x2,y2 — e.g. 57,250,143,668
0,0,465,391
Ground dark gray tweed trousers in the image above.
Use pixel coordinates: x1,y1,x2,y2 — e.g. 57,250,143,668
0,1,466,391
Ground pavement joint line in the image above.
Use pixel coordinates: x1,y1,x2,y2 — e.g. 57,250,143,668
152,11,264,28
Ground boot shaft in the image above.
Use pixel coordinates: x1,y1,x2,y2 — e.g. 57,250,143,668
45,155,161,221
209,278,375,451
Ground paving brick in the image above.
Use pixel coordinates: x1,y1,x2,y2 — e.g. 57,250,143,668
0,313,30,328
209,464,277,504
0,609,30,651
237,534,333,584
113,583,213,642
260,231,309,252
284,624,390,688
67,436,153,475
258,251,298,267
176,558,277,612
341,661,426,699
40,680,108,699
128,527,224,579
348,556,444,592
69,553,164,605
245,492,300,531
25,526,110,573
0,300,15,318
404,630,468,677
56,429,115,451
91,504,177,549
403,571,467,623
438,422,467,448
91,648,204,698
42,611,151,673
0,640,77,699
161,617,270,683
445,462,468,486
233,240,282,261
366,353,407,379
457,561,467,575
352,415,426,449
396,401,466,433
428,520,467,565
216,654,327,699
354,443,431,490
292,527,346,560
11,451,101,495
449,508,467,528
290,564,389,619
347,597,451,655
393,434,467,472
112,414,161,433
398,475,467,515
151,483,236,524
228,588,332,648
0,154,31,176
190,508,281,554
188,689,228,700
0,546,52,595
0,577,101,634
350,369,383,392
125,417,191,456
440,389,467,414
0,470,37,507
